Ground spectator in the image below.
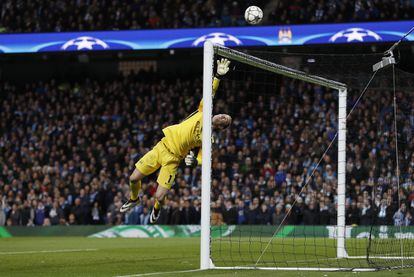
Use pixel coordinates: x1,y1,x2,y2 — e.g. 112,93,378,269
170,201,182,225
140,207,150,225
34,201,45,226
91,202,103,225
347,201,360,225
49,202,64,225
360,200,374,226
126,205,141,225
181,199,197,224
376,199,392,225
236,199,247,224
9,204,21,225
20,200,33,226
157,199,172,225
319,202,331,225
303,202,319,225
285,204,296,225
43,218,51,226
257,204,271,225
246,199,260,224
393,203,407,226
70,198,83,225
0,197,6,226
68,213,77,225
193,199,201,224
272,204,285,226
275,164,287,187
405,212,413,226
222,200,238,225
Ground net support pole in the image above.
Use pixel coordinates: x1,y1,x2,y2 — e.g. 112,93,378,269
337,87,347,258
200,41,214,270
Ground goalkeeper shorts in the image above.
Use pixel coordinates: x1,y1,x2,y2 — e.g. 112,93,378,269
135,141,180,189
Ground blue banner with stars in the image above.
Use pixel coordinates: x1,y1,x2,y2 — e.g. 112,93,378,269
0,20,413,54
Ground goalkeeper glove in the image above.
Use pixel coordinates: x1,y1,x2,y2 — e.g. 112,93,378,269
185,151,198,167
216,58,230,77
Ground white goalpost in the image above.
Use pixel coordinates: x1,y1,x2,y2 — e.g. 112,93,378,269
200,40,214,270
200,41,351,271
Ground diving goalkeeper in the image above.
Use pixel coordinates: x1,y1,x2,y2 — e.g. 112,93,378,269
120,58,232,223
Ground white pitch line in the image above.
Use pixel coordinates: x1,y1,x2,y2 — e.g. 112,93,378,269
0,248,98,255
114,269,205,277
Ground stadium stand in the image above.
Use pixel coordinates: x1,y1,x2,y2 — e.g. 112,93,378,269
0,0,412,33
1,71,413,226
267,0,414,25
0,0,266,33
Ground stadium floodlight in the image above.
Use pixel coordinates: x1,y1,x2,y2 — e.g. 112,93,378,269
200,41,414,272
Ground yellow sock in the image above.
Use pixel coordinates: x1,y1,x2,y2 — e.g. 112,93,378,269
154,199,162,210
130,180,141,201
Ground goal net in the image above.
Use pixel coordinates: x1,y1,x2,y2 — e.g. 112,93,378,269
363,66,414,269
200,41,414,271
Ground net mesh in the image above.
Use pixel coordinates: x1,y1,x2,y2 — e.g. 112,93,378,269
364,67,414,268
209,47,414,270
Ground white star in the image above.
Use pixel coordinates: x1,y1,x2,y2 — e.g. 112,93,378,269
61,36,110,51
329,28,382,43
192,33,242,47
210,36,227,45
343,30,366,42
75,39,95,50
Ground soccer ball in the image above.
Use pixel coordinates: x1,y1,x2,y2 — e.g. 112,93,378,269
244,6,263,25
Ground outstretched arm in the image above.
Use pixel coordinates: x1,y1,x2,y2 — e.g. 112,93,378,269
198,58,231,111
213,58,230,96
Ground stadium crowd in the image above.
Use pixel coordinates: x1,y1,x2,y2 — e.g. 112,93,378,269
1,69,413,227
0,0,413,33
0,0,266,33
268,0,414,25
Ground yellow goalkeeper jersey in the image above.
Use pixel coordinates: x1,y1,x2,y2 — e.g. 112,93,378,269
161,110,202,159
161,77,220,161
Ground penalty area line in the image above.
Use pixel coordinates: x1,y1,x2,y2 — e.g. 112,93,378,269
114,269,206,277
0,248,98,255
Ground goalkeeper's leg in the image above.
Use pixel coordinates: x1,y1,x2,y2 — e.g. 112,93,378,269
150,186,168,224
129,168,143,200
120,168,145,213
121,144,162,213
150,164,177,223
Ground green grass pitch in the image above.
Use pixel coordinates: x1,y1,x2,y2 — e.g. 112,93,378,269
0,237,413,276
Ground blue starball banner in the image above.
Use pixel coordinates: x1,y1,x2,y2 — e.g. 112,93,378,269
0,21,413,54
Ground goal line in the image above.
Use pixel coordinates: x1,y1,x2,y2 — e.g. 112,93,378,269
212,266,376,272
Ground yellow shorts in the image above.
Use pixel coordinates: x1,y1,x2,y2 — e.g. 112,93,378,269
135,141,180,189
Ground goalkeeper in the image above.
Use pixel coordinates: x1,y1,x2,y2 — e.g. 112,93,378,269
121,58,232,223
